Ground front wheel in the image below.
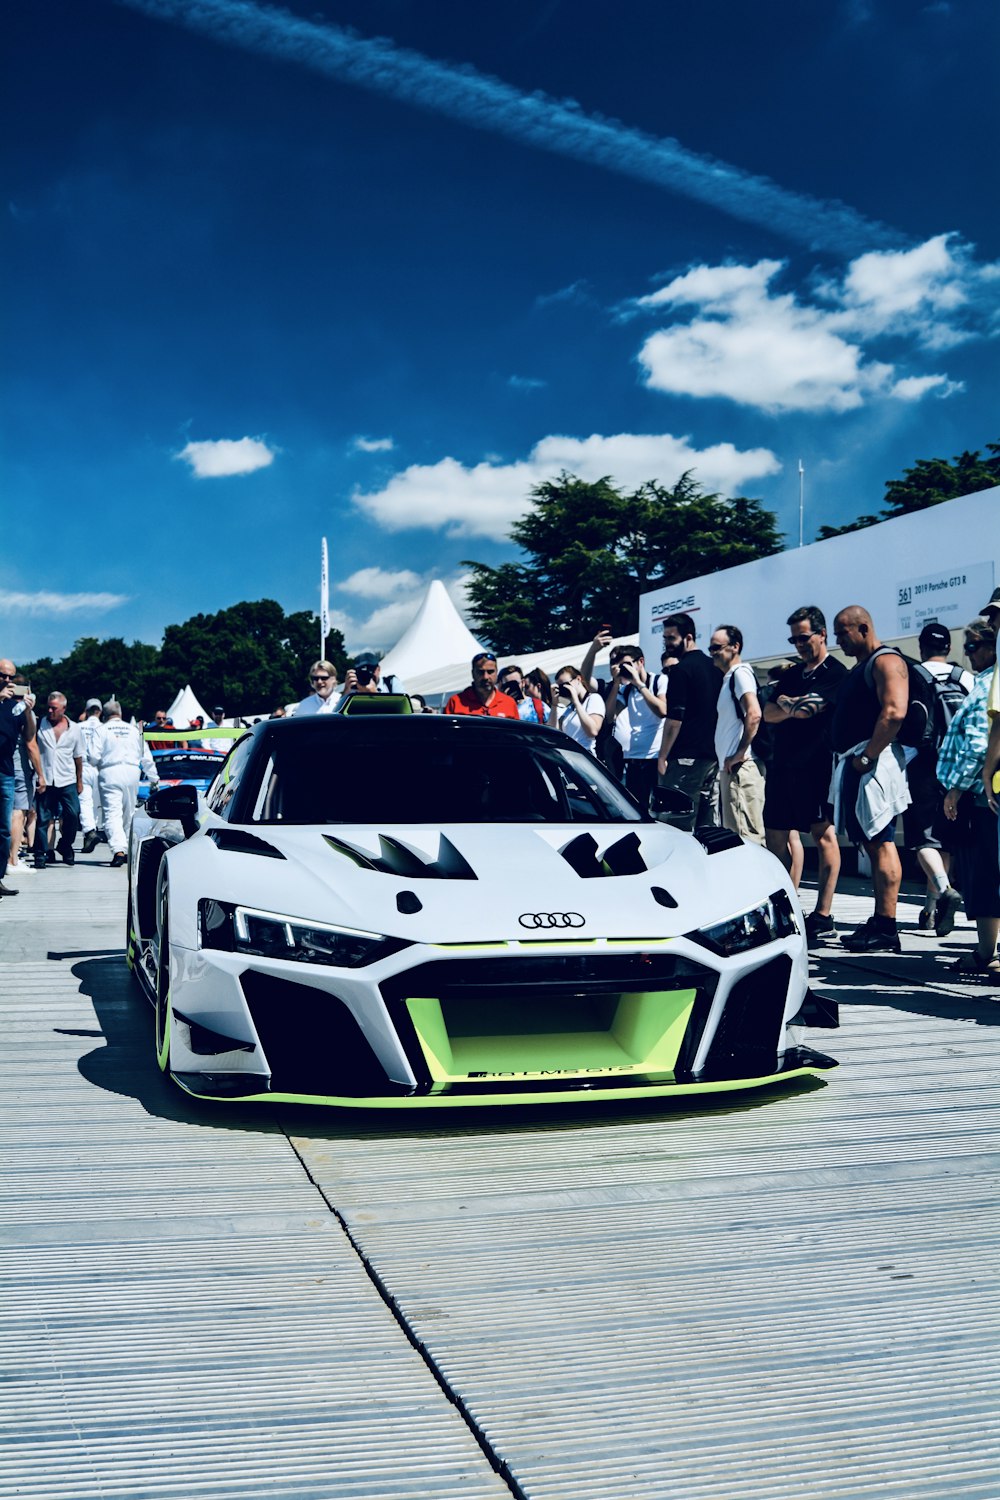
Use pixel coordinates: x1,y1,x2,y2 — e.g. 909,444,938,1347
154,885,171,1072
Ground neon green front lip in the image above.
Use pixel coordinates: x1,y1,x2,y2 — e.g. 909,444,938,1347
171,1059,835,1108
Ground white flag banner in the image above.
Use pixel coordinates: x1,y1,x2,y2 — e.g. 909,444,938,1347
320,536,330,645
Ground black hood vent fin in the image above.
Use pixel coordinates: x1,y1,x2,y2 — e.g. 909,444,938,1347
559,831,649,879
323,832,476,881
208,829,285,859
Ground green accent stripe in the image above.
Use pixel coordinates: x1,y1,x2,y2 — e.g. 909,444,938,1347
170,1061,834,1109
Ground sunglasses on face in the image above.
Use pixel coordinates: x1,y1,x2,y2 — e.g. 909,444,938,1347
310,674,331,681
788,632,816,645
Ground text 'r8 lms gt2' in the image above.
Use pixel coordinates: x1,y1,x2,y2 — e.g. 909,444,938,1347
126,715,837,1108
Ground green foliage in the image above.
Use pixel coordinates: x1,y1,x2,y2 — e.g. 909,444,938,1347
463,471,783,653
17,601,346,720
817,443,1000,540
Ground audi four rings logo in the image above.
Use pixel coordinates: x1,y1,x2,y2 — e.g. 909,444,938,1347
518,911,585,929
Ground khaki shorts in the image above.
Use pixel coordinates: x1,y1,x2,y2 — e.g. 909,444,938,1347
720,758,765,844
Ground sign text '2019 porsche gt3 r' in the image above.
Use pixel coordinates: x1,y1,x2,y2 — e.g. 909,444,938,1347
126,715,836,1108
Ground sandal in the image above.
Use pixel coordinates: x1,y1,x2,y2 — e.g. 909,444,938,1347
949,952,1000,983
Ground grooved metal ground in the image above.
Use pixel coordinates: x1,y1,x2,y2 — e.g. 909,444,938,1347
2,858,999,1500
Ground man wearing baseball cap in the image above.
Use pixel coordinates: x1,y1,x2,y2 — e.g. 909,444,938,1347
80,698,106,854
904,622,973,932
444,653,519,718
978,586,1000,624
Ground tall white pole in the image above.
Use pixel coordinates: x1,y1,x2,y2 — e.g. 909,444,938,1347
798,460,805,548
320,536,330,658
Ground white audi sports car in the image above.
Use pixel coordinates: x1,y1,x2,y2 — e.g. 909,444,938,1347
126,714,837,1109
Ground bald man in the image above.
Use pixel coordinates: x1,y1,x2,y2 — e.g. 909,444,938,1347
831,607,910,952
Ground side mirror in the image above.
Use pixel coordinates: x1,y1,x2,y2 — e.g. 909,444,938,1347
651,786,694,818
146,783,199,838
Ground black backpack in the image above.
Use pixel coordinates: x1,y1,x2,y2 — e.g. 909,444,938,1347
729,669,774,765
862,649,967,751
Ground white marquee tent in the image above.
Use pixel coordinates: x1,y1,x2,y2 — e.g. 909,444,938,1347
379,579,485,686
165,683,213,727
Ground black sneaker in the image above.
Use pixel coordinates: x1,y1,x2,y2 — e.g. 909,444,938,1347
934,887,962,937
34,855,48,869
110,852,127,869
0,881,19,898
804,911,836,945
842,919,901,954
82,830,100,854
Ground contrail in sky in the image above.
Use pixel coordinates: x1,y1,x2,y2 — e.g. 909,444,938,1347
114,0,900,255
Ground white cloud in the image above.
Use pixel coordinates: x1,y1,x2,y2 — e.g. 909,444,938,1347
176,436,276,478
0,590,130,616
339,567,422,597
352,435,395,453
353,432,781,540
507,375,547,391
635,243,977,414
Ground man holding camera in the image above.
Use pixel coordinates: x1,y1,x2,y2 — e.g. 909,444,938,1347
606,645,667,810
343,652,400,696
0,659,44,894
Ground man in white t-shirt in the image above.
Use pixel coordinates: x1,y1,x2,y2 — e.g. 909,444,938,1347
292,660,342,717
710,625,764,844
607,646,667,811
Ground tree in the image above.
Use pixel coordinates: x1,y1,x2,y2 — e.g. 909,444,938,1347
817,443,1000,540
18,600,347,719
463,471,783,653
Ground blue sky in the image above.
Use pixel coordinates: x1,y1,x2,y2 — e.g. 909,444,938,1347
4,0,998,663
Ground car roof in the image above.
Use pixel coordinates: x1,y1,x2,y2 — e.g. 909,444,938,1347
245,713,557,747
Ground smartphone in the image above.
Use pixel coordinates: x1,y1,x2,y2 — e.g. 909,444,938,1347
12,684,28,698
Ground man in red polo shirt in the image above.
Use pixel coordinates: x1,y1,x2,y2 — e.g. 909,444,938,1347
444,652,519,719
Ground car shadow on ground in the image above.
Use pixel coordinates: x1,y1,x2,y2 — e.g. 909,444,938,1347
62,951,833,1144
810,947,1000,1027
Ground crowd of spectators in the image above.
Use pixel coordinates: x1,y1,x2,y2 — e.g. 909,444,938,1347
5,591,1000,986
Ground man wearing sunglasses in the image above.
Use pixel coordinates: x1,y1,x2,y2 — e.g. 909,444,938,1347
762,606,847,945
292,660,342,717
0,659,45,894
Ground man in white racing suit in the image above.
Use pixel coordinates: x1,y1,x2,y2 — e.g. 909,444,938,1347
80,698,106,853
95,700,159,867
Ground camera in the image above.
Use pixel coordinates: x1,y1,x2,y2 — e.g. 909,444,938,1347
502,680,522,701
356,664,375,688
558,683,572,698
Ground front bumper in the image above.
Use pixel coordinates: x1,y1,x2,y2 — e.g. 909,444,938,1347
163,936,837,1108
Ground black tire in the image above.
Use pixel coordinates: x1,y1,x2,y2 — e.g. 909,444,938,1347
154,883,170,1072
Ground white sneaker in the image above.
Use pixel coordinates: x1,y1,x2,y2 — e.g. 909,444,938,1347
5,864,30,879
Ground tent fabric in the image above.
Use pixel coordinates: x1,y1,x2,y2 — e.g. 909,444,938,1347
378,580,485,683
403,636,641,699
165,683,213,727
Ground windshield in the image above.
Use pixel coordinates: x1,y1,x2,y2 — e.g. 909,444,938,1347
243,731,643,825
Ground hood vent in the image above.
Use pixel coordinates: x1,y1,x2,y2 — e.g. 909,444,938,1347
208,829,285,859
693,827,743,855
559,831,648,879
323,833,476,881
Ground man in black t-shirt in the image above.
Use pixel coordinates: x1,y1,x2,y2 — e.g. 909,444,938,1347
762,607,847,946
656,613,720,830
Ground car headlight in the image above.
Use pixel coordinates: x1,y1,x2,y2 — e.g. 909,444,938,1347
199,900,408,967
690,889,798,957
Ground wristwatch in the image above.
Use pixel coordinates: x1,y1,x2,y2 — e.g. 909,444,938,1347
857,753,872,769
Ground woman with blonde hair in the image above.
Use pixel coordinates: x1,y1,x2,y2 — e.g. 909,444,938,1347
554,665,606,754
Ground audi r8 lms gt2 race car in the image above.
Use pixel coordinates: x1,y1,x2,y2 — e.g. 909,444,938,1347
137,747,229,805
126,714,837,1108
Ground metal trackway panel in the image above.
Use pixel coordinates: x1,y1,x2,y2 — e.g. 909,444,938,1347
289,887,1000,1500
2,857,1000,1500
0,863,509,1500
